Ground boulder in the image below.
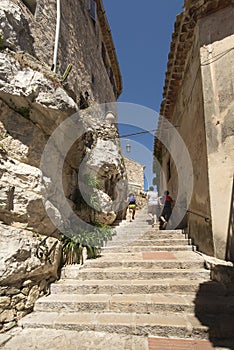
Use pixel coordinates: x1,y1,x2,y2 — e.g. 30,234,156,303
0,223,61,286
0,0,35,53
0,51,78,136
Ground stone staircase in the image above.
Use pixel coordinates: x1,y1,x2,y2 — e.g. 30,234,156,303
1,209,234,349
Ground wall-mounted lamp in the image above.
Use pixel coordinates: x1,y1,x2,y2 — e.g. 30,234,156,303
105,111,115,125
126,143,131,153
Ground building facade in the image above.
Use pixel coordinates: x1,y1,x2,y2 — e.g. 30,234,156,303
154,0,234,260
124,156,145,194
1,0,122,105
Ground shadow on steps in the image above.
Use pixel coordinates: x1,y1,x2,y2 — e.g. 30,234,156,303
194,278,234,349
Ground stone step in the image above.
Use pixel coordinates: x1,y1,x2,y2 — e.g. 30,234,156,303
97,250,199,260
34,293,234,315
51,279,225,295
113,226,150,231
19,311,234,339
102,245,195,252
114,229,184,234
106,239,192,246
142,233,187,239
110,237,189,243
61,267,210,280
0,328,149,350
147,229,184,234
106,234,189,246
112,222,166,226
81,259,204,269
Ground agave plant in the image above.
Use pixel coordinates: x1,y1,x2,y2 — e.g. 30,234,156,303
60,224,116,265
61,234,84,265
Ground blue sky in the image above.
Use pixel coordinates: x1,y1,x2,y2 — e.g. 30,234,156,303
102,0,184,190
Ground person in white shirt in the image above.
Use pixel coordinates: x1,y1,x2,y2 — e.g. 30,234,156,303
146,186,159,227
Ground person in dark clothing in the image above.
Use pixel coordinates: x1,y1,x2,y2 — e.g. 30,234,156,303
159,190,173,229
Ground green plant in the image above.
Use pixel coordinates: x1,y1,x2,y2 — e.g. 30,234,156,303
61,63,72,81
60,224,115,265
85,173,101,190
75,174,101,211
61,233,83,265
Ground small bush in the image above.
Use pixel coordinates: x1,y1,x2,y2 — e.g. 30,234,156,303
60,224,115,265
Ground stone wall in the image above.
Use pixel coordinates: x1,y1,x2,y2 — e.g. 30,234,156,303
123,156,145,194
199,6,234,259
160,27,214,254
155,0,234,259
0,0,126,330
0,224,61,333
0,0,122,105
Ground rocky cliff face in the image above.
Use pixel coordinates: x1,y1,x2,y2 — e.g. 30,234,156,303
0,0,126,331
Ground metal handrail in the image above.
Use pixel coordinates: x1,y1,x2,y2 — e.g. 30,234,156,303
173,204,210,223
186,209,210,223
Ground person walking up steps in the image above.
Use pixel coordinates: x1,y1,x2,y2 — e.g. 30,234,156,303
146,186,159,227
159,190,174,229
128,192,136,222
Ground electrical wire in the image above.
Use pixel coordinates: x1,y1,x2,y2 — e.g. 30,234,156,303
119,129,157,138
119,125,180,138
120,48,234,139
201,47,234,66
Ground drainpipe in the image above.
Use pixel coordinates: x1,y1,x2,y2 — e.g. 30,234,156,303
52,0,61,73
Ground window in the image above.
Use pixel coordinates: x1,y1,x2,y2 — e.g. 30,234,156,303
102,42,107,67
167,159,171,181
108,67,117,97
88,0,97,22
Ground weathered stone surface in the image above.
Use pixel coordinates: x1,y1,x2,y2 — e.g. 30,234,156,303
0,157,57,234
5,287,20,296
157,0,234,260
91,189,117,225
0,287,7,296
20,288,29,296
0,309,15,323
0,51,78,135
0,0,126,333
0,224,61,285
0,1,35,53
0,223,61,329
25,286,40,309
2,320,16,331
4,211,233,346
15,301,25,312
0,51,126,229
11,294,27,306
123,156,145,194
0,329,148,350
22,280,33,287
38,280,47,292
0,297,10,308
79,138,127,223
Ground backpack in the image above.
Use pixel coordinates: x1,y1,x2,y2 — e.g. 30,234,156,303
129,195,136,204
